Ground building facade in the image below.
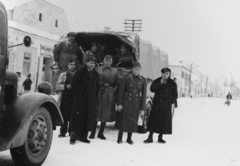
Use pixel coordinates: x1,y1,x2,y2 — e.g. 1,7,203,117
7,0,70,93
7,0,70,36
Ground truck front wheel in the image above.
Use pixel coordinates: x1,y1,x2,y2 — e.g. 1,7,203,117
10,107,53,166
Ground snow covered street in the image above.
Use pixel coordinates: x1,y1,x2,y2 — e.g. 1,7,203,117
0,98,239,166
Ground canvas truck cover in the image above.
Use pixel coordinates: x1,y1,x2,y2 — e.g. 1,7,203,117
139,38,168,80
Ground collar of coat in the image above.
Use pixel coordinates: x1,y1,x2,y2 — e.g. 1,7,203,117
159,76,176,86
102,65,113,71
82,66,98,75
131,73,141,79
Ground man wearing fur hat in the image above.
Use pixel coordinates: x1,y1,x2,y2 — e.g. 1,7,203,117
53,32,83,72
115,62,147,145
85,41,99,63
89,55,118,140
114,44,135,67
144,67,178,144
70,56,99,145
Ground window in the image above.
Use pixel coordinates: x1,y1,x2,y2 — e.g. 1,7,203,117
22,53,31,76
39,13,42,21
181,71,184,78
8,52,16,71
55,20,58,27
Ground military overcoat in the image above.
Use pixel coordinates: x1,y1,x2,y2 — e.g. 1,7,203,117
115,74,147,132
147,77,178,134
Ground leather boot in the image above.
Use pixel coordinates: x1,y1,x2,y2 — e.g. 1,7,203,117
117,130,123,144
144,131,153,143
158,133,166,143
126,132,134,145
89,121,98,139
98,122,106,140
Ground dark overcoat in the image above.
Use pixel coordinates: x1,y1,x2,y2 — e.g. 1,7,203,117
70,67,99,139
96,66,118,122
115,74,147,132
147,77,178,134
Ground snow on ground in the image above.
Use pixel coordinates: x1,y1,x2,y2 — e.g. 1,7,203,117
0,98,239,166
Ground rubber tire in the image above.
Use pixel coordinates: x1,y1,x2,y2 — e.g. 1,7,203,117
10,107,53,166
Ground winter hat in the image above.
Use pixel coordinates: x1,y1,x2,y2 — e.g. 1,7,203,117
104,55,113,60
161,67,171,73
27,73,31,78
133,62,141,68
86,56,96,62
67,32,76,37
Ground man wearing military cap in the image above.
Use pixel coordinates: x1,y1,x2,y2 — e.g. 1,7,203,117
89,55,119,140
115,62,147,145
144,67,178,144
53,31,83,72
69,56,99,145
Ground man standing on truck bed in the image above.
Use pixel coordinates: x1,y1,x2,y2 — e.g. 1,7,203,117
53,32,83,72
114,44,135,67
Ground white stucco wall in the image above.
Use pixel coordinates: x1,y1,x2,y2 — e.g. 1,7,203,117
9,0,70,36
8,25,58,93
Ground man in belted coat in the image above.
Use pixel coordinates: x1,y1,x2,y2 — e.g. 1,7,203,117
56,59,77,138
115,62,147,145
144,67,178,144
89,55,118,140
70,56,99,145
53,32,83,72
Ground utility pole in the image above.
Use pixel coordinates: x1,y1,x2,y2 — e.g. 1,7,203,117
205,75,208,97
124,19,142,32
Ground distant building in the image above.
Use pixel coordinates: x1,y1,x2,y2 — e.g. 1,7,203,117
7,0,70,36
170,65,190,97
170,64,208,97
6,0,70,92
8,21,59,93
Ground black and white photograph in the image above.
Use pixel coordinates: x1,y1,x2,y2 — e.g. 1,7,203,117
0,0,239,166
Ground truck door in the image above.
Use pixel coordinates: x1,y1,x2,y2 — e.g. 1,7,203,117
0,2,8,123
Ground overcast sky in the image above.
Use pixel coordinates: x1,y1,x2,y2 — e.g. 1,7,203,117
2,0,240,84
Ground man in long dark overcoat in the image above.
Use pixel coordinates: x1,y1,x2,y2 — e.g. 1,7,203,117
115,62,146,145
69,56,99,145
89,55,118,140
144,67,178,144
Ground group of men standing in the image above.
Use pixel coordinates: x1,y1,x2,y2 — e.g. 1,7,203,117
53,31,178,145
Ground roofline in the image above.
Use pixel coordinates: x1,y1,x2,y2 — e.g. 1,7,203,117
169,65,190,71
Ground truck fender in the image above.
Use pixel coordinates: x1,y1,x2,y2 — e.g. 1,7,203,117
1,93,63,150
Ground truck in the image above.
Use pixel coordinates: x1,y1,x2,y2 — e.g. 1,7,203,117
71,30,169,132
0,2,63,166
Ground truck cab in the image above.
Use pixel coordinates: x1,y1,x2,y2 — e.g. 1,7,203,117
0,2,63,166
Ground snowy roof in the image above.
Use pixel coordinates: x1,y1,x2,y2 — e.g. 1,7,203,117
8,20,60,41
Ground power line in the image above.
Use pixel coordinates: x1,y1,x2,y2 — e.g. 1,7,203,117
123,19,142,32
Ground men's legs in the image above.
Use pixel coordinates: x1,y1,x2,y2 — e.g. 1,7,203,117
158,133,166,143
79,113,90,143
126,132,133,145
144,131,153,143
59,95,68,137
98,122,106,140
89,121,98,139
117,130,123,144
